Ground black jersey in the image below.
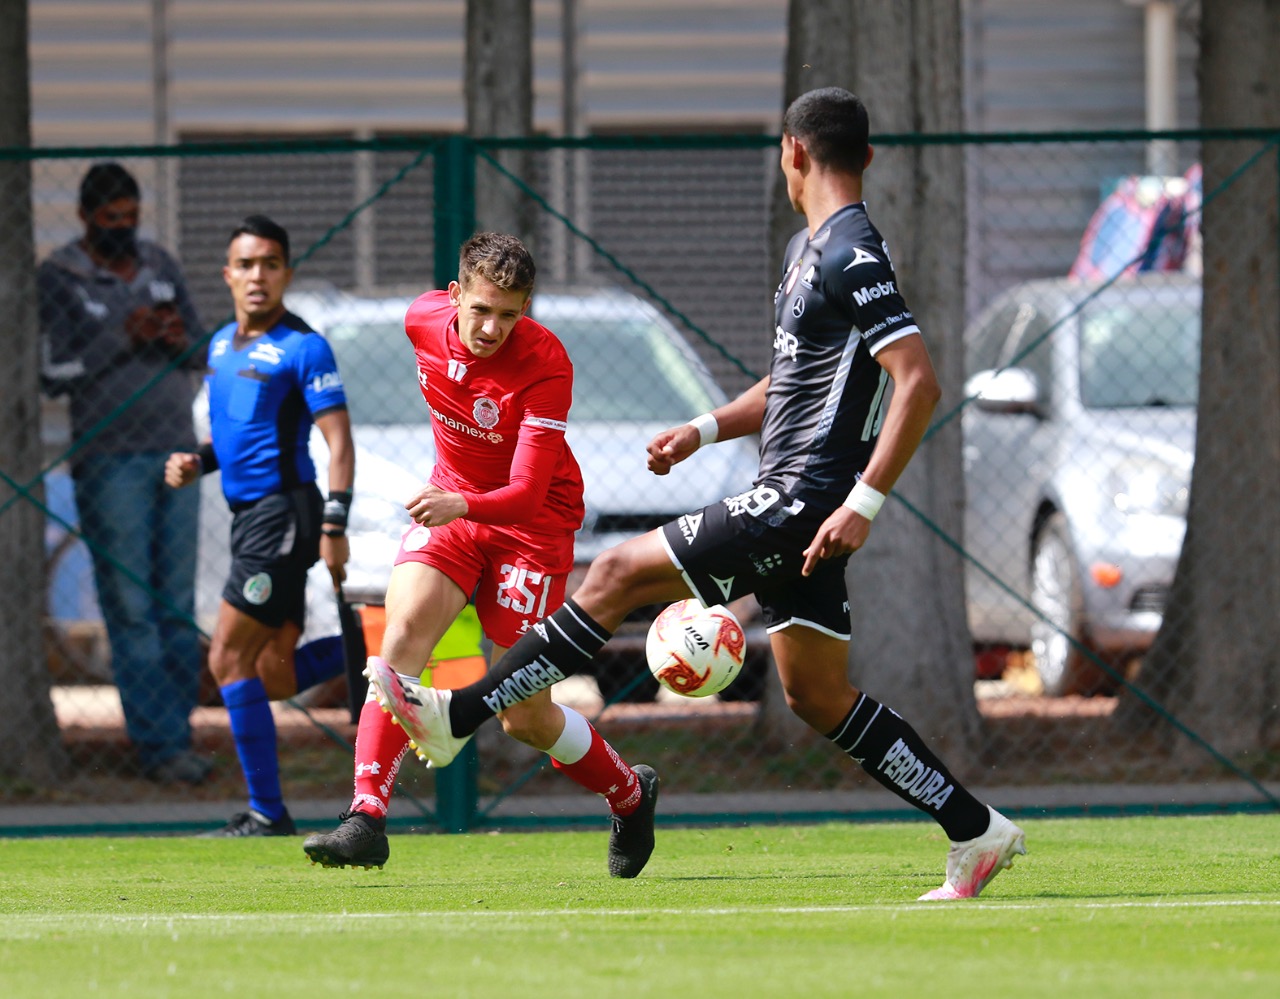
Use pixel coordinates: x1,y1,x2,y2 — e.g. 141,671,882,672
757,202,921,503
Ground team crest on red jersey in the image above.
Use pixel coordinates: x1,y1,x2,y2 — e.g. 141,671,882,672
473,397,500,428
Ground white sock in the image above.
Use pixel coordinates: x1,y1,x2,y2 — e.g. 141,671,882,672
546,703,593,764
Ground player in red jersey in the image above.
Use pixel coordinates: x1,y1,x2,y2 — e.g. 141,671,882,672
303,233,658,876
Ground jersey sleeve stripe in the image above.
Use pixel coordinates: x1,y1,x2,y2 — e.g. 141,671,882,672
523,416,568,431
866,325,921,356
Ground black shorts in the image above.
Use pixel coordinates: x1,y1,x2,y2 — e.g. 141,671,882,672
659,483,852,640
223,484,323,629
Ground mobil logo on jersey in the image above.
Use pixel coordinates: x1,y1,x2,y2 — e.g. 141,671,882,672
852,280,897,307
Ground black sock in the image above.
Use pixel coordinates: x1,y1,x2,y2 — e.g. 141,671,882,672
827,693,990,842
447,598,612,736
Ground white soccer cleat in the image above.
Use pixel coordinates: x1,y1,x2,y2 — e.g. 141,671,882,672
363,656,472,768
918,805,1026,901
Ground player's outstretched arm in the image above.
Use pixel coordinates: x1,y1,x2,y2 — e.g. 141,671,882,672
645,424,700,475
647,376,770,475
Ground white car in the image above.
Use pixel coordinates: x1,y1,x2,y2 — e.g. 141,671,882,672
962,273,1199,695
196,285,767,702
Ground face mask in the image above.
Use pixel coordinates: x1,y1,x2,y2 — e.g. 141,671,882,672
87,224,138,260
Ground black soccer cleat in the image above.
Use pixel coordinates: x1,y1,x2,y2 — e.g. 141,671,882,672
202,808,297,838
303,809,390,870
607,764,659,878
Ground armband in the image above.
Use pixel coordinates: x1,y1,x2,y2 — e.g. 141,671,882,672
688,413,719,449
196,443,218,475
322,489,353,536
841,480,885,521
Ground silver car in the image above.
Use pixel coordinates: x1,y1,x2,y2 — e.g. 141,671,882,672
197,285,766,702
962,274,1199,695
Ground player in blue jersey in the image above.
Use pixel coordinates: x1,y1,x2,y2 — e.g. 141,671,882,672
367,88,1027,899
166,215,355,837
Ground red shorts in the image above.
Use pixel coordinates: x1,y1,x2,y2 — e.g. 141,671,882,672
394,519,574,648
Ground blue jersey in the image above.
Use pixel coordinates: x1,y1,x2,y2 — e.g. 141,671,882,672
205,311,347,505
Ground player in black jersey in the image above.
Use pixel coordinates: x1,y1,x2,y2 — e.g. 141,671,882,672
366,88,1027,899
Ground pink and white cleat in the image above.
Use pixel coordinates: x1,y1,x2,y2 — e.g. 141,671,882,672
363,656,472,768
918,806,1026,901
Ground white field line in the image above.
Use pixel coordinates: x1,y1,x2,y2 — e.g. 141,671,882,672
6,897,1280,930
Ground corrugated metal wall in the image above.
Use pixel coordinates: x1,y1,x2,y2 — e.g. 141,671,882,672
27,0,1202,367
28,0,788,144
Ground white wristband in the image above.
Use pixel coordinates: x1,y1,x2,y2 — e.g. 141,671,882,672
688,413,719,449
842,480,886,521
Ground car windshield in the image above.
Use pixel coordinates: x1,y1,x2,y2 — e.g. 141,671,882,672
324,319,424,426
553,317,720,421
324,311,720,426
1077,296,1200,408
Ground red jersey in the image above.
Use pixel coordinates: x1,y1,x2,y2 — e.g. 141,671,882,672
404,290,585,539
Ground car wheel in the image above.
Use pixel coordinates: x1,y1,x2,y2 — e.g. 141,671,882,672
1029,513,1106,696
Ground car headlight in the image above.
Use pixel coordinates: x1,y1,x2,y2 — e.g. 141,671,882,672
1108,456,1190,517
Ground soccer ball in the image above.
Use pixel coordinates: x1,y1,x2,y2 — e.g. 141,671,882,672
645,599,747,697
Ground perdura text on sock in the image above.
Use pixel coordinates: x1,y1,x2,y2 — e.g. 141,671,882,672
876,738,955,810
481,660,567,714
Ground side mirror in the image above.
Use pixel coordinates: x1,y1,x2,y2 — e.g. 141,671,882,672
964,368,1043,417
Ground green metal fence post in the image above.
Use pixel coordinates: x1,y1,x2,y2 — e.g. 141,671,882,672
433,134,476,290
431,134,479,834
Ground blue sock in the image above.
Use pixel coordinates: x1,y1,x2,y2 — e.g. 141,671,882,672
293,635,345,693
220,678,284,822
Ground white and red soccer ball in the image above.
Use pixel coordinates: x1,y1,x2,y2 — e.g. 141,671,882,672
645,599,746,697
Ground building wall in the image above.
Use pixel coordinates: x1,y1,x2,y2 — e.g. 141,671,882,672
26,1,1203,390
28,0,789,144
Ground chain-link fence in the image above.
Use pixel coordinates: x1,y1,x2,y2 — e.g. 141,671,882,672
4,129,1278,836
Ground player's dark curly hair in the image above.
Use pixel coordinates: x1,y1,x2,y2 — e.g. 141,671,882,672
783,87,871,175
229,214,291,263
79,162,140,214
459,232,536,296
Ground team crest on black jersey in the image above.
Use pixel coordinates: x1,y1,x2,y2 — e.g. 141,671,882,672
473,397,500,428
782,260,802,296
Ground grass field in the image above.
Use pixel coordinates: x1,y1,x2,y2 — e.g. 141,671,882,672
3,814,1279,998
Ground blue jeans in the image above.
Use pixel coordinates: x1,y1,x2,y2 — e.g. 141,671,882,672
73,452,201,769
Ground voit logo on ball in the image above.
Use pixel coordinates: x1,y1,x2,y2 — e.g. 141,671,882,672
645,599,746,698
